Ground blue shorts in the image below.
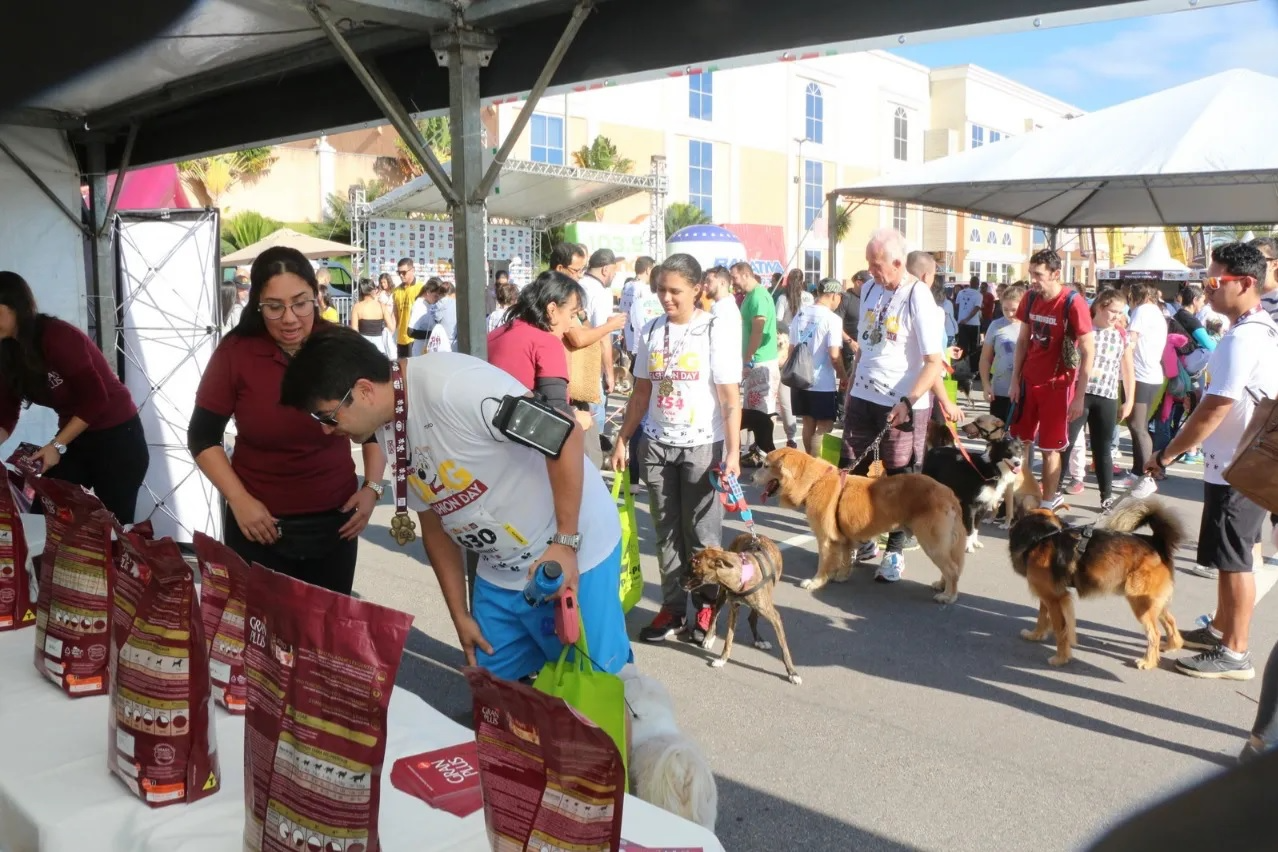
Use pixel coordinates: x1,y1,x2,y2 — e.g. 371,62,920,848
474,541,632,681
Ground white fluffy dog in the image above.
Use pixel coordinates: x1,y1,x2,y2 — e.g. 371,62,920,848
620,665,718,831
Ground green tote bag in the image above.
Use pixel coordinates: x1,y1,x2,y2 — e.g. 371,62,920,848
611,470,644,614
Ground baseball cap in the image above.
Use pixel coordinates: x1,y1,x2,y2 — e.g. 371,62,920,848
588,248,624,269
818,278,843,295
234,275,250,290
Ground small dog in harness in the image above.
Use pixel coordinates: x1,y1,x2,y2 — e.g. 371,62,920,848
685,533,800,685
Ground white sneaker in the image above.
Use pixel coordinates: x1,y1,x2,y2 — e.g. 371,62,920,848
1130,475,1158,499
1114,473,1138,490
875,552,904,583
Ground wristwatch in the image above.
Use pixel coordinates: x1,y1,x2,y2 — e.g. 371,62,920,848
52,441,67,455
1153,450,1169,469
362,480,386,498
550,532,582,552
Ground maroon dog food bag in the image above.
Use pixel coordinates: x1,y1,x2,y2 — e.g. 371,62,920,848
193,532,249,713
243,563,413,852
107,527,220,806
0,467,33,631
465,667,626,851
29,478,114,696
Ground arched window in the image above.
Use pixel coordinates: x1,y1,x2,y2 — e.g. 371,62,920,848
1002,233,1013,246
805,83,824,144
987,231,997,244
969,229,981,243
893,107,908,161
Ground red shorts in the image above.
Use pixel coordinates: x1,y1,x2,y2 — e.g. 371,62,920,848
1011,379,1074,452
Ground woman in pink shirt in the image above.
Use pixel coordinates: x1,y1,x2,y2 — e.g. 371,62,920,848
487,270,585,416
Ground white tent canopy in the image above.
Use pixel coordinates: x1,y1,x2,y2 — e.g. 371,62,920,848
369,157,660,227
1117,230,1187,272
843,68,1278,228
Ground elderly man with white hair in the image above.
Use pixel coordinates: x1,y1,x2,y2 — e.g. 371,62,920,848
840,229,946,583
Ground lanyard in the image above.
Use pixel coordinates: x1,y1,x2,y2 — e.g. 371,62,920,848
387,359,417,546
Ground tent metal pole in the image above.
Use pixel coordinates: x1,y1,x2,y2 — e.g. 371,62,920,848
309,2,460,207
100,123,138,239
434,26,498,360
826,193,839,278
86,142,120,372
474,1,594,203
0,138,87,235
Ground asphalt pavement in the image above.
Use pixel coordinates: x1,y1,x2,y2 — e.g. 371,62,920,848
349,404,1275,852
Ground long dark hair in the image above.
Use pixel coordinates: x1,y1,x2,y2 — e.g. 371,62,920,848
230,246,319,338
506,270,585,332
783,268,805,318
0,271,49,406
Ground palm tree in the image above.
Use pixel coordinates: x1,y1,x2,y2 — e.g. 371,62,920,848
387,117,451,186
179,147,276,207
832,202,852,243
313,178,388,244
665,202,711,237
221,210,283,257
572,136,634,174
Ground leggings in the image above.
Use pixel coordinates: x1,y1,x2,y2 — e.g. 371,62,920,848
1254,639,1278,746
1125,381,1161,475
1066,394,1119,501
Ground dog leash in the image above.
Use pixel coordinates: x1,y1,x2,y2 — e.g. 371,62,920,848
709,466,759,542
945,420,987,475
840,423,892,475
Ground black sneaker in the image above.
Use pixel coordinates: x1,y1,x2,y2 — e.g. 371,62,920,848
639,607,685,643
1175,648,1255,680
1180,626,1223,651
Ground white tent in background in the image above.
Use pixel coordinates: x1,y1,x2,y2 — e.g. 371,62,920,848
1119,231,1188,272
839,69,1278,228
1243,230,1258,242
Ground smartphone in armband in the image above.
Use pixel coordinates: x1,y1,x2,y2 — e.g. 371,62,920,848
491,395,574,459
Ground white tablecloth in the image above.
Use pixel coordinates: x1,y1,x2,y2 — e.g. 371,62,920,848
0,618,723,851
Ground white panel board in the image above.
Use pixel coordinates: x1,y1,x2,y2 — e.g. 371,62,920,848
0,125,88,462
116,210,222,543
367,219,534,288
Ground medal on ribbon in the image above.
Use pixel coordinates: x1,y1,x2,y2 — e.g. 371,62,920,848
387,360,417,547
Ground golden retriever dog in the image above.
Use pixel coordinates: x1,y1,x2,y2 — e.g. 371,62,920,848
1008,498,1184,669
753,448,966,604
686,534,800,685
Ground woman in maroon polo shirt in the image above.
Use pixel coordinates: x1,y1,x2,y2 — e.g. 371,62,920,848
187,247,385,594
0,271,150,523
487,270,585,416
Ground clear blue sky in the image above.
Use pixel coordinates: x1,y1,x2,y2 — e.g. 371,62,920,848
891,0,1278,111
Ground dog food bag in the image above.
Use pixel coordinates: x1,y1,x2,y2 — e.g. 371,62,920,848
465,667,626,852
29,478,114,696
0,465,33,631
243,562,413,852
194,532,249,713
107,527,221,806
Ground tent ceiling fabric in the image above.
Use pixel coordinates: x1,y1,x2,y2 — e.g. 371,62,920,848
8,0,1243,169
220,227,362,265
843,68,1278,229
368,158,655,226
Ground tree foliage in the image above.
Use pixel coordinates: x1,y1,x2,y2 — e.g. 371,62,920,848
220,210,283,257
179,147,276,207
665,202,712,237
572,136,634,174
387,117,452,186
313,179,390,245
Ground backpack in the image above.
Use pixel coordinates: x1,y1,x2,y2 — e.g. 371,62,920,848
780,314,817,390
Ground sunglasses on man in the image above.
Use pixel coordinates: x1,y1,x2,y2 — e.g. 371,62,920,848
311,386,353,427
1201,274,1255,290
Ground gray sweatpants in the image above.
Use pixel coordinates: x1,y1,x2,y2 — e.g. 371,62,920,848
640,436,724,611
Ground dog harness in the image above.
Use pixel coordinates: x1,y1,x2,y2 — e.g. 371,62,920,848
730,548,779,597
1011,521,1096,560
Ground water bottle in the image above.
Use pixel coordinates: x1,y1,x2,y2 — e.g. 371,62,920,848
1195,612,1216,631
523,561,563,607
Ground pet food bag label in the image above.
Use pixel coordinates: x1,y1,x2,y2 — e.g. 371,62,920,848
0,472,33,631
107,529,220,807
243,563,413,852
30,479,112,696
465,667,625,852
194,532,249,713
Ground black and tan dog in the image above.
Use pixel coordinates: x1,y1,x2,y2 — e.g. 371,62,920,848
686,533,801,685
1008,498,1184,670
753,448,966,604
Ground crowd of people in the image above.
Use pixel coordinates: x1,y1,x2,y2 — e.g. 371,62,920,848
2,224,1278,768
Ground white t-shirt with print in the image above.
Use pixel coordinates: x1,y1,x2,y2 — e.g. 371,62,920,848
955,287,983,327
788,304,844,393
393,353,620,590
1202,312,1278,486
851,276,945,410
635,311,742,446
627,287,663,356
711,295,743,361
1129,303,1168,384
579,273,613,328
619,279,645,351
